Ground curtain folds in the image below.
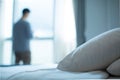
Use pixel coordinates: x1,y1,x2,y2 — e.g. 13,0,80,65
0,0,13,64
72,0,86,47
54,0,86,63
0,0,5,64
54,0,76,63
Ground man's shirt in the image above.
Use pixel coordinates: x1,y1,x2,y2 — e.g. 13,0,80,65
13,19,33,52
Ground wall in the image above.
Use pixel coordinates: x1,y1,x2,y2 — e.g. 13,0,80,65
107,0,120,29
85,0,119,40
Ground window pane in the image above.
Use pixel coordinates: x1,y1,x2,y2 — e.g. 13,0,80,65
31,40,54,64
3,40,54,64
14,0,54,38
2,0,54,65
12,0,54,64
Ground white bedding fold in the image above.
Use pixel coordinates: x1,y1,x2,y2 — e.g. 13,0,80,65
8,69,109,80
0,64,109,80
0,64,57,80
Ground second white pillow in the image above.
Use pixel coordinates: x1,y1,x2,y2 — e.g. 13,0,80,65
107,59,120,76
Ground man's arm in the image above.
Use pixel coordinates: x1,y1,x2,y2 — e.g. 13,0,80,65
25,23,33,39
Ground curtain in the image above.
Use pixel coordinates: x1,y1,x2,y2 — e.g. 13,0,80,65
73,0,119,44
54,0,86,63
0,0,13,64
54,0,76,63
0,0,5,64
72,0,86,47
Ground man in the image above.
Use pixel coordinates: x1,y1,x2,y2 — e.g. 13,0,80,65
13,8,33,65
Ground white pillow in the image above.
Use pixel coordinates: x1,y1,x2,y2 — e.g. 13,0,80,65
57,28,120,72
107,59,120,76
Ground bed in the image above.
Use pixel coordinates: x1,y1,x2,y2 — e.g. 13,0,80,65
1,28,120,80
0,64,109,80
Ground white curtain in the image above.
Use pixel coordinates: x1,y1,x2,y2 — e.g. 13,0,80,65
54,0,76,63
0,0,4,64
0,0,13,64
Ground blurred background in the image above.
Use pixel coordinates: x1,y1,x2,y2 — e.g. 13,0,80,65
0,0,119,65
0,0,76,65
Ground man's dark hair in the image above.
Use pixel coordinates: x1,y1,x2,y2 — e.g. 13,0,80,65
22,8,30,15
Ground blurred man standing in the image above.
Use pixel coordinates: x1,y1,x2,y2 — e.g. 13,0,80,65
13,8,33,65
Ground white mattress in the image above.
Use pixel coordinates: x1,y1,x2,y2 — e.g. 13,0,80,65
0,64,109,80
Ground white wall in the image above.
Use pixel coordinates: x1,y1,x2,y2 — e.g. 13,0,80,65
85,0,119,40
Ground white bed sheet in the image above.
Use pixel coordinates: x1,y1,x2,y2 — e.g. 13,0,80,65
0,64,57,80
0,64,109,80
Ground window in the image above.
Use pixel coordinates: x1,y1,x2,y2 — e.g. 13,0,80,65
2,0,76,65
3,0,55,64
